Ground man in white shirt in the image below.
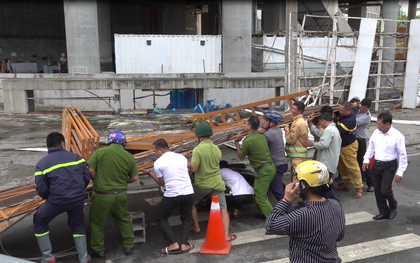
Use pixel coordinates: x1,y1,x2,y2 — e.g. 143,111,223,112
363,112,408,220
219,161,254,218
141,139,195,254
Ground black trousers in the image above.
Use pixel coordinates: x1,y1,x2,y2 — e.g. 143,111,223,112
226,194,254,210
356,138,373,187
371,160,398,216
155,194,193,246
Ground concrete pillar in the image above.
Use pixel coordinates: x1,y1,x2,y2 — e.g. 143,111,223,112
285,1,298,94
163,1,186,34
381,1,399,86
97,0,113,72
263,0,286,33
222,1,252,72
64,0,112,74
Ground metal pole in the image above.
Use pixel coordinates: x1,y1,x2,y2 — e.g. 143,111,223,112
330,12,337,105
376,20,384,111
203,59,208,112
285,1,298,96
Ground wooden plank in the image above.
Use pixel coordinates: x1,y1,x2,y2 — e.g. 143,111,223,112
187,90,308,122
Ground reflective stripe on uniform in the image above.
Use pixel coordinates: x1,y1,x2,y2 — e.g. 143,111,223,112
285,145,307,157
34,159,86,176
35,231,49,237
73,234,85,238
338,121,357,133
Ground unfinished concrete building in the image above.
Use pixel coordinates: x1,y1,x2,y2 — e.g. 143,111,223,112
0,0,419,113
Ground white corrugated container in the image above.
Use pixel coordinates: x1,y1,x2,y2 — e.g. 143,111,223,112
115,34,222,74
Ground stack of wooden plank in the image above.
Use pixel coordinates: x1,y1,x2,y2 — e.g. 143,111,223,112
62,107,100,161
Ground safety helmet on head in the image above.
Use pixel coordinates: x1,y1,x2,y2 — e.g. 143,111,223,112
264,110,282,124
294,160,330,199
195,123,213,137
295,160,329,187
108,131,126,144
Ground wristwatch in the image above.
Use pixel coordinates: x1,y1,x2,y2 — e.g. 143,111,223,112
235,141,240,146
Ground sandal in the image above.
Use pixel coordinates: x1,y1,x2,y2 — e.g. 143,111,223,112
161,246,181,255
336,185,351,191
226,234,237,242
180,243,194,254
353,191,363,199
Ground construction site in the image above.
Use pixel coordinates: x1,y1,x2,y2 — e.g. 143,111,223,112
0,0,420,262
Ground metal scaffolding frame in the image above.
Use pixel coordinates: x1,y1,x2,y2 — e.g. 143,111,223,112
299,14,411,110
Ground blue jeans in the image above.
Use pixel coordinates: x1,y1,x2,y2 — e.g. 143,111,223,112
270,164,288,201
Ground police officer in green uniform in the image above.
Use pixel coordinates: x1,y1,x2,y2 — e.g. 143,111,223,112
87,131,139,259
235,116,276,219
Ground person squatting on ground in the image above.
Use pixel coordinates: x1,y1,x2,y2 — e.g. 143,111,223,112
257,110,289,203
235,116,276,219
87,131,139,259
265,160,345,263
34,132,91,263
219,161,254,218
362,112,408,220
185,123,237,242
353,98,374,193
304,112,341,200
335,101,364,199
141,139,195,254
284,101,308,173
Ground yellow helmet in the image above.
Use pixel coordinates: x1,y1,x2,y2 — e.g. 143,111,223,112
295,160,329,187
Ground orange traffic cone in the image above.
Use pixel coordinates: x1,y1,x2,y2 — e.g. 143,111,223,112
199,195,232,255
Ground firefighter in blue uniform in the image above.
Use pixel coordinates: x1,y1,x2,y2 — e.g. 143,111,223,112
33,132,91,263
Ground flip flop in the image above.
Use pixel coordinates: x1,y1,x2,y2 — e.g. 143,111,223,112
226,234,237,242
180,243,194,254
161,246,181,255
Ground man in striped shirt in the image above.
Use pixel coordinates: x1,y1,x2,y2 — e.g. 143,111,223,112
265,160,345,263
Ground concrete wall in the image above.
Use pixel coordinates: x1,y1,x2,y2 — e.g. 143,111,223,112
0,72,286,113
222,1,253,72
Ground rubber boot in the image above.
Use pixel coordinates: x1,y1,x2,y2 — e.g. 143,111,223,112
36,234,56,263
74,235,91,263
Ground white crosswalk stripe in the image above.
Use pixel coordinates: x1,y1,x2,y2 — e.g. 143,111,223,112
144,196,419,261
188,211,375,254
261,233,420,263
